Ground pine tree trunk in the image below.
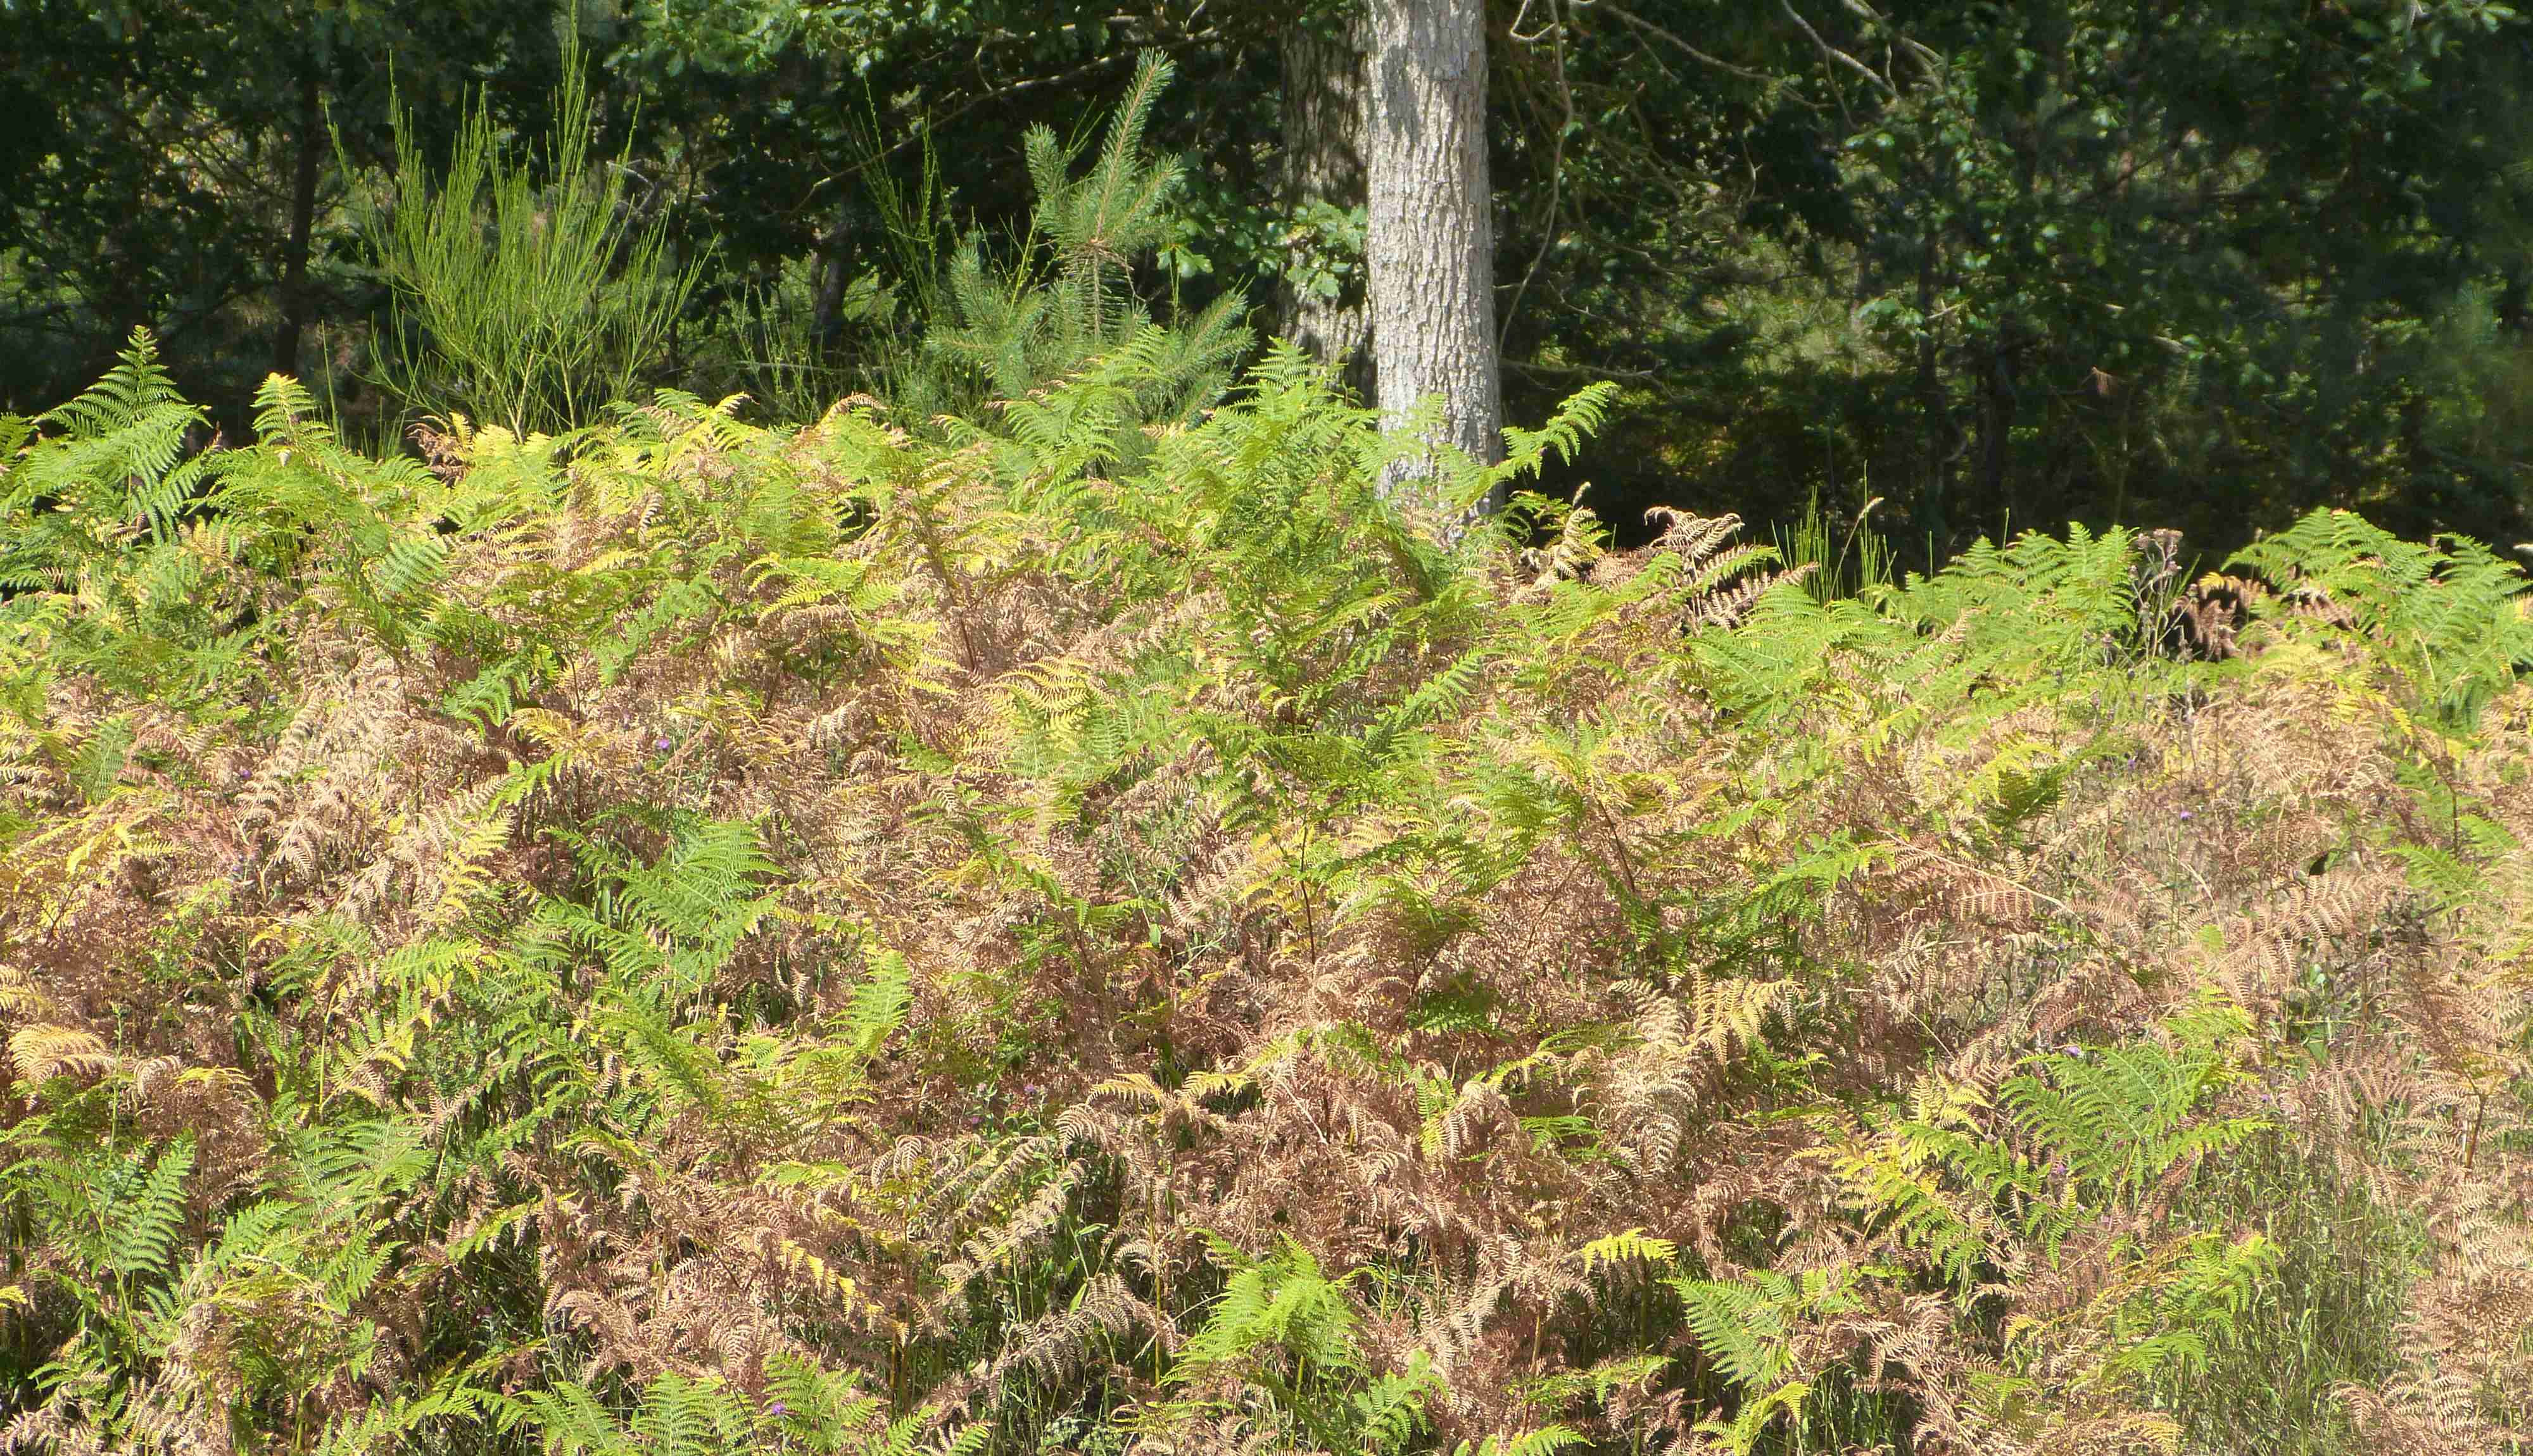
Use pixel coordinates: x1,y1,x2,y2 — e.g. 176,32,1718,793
272,61,322,380
1280,18,1371,397
1367,0,1503,499
1914,233,1956,556
1974,333,2017,541
811,208,852,349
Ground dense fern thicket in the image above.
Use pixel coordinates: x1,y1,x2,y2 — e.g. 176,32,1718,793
3,331,2530,1455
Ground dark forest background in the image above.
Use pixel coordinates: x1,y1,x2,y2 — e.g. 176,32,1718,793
4,0,2529,562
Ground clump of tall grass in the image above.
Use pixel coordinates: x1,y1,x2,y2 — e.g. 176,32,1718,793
1772,489,1892,601
359,53,695,435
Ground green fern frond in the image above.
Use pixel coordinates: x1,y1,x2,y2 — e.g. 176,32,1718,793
842,948,914,1057
1570,1227,1679,1276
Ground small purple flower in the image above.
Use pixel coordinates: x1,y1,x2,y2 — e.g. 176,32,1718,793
655,736,673,751
2178,810,2195,821
767,1401,790,1418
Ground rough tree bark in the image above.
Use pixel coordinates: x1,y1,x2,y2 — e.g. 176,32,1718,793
1279,18,1371,397
1366,0,1503,499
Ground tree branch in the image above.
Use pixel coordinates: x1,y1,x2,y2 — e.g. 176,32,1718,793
1780,0,1896,96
